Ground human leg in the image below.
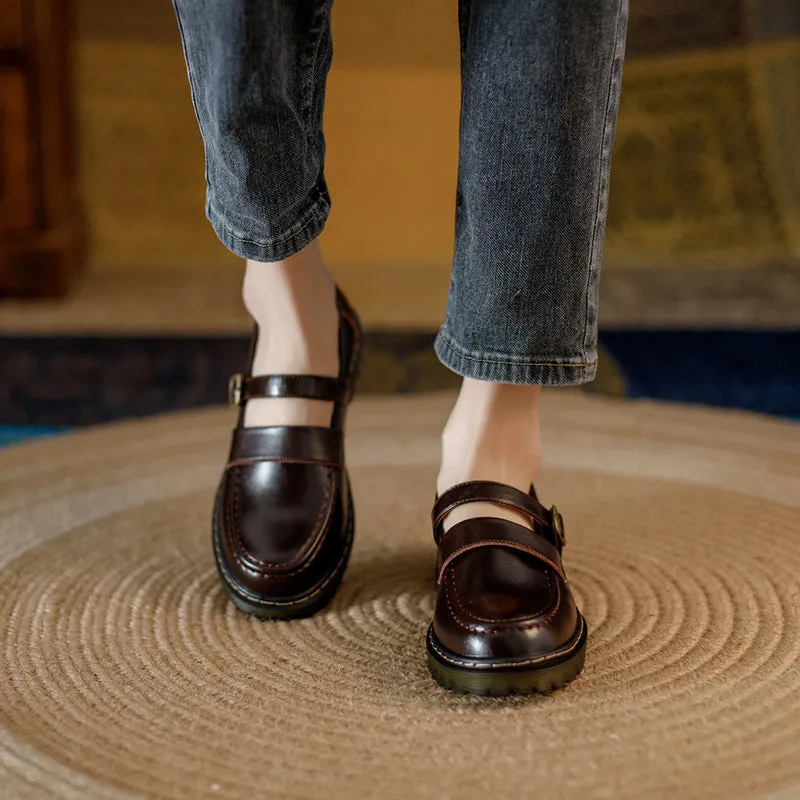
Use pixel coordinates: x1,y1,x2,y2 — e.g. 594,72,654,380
173,0,359,618
437,0,628,526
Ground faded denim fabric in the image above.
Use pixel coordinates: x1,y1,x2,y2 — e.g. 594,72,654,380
173,0,628,385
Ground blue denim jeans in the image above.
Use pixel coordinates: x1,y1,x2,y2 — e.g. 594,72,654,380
173,0,628,385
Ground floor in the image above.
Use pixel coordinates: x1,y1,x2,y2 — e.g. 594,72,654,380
4,391,798,798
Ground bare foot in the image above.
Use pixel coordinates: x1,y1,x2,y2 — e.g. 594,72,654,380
436,379,542,530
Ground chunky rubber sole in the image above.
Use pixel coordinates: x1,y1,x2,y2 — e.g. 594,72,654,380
426,614,588,696
211,480,355,620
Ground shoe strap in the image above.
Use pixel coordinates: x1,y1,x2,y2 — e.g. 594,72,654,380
228,374,350,406
436,517,566,584
227,425,344,469
432,480,565,548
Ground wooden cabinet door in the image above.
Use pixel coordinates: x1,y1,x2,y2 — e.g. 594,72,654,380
0,70,33,231
0,0,23,50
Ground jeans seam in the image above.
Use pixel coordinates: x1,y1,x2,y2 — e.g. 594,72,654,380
437,331,596,368
302,0,332,139
582,0,626,357
208,189,329,249
172,2,209,186
457,0,471,62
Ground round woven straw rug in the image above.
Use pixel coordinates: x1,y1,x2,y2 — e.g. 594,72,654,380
1,393,799,800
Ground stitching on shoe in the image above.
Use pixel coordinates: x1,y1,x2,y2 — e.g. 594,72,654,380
427,615,585,670
438,538,565,583
445,567,556,625
214,483,354,607
228,468,334,575
443,569,562,634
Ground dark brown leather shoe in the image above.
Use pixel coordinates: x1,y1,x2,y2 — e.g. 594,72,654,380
426,481,587,695
212,289,362,619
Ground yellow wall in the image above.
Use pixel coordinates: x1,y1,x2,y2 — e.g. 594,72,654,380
76,3,461,322
76,1,800,293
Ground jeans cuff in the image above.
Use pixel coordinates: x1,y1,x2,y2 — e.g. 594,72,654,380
206,192,330,262
434,331,597,386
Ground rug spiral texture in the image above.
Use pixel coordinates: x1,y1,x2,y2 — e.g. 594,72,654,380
1,393,799,800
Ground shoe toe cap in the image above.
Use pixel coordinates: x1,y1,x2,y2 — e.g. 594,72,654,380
432,548,579,662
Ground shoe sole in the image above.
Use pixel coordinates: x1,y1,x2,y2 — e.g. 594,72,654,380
211,478,355,620
426,614,588,697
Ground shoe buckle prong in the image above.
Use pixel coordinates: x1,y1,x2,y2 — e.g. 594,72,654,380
228,373,244,406
551,505,566,547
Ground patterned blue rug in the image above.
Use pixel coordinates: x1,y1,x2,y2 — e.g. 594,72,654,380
0,427,67,448
600,331,800,419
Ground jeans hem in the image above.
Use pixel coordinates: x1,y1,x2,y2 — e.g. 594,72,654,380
434,332,597,386
206,192,331,262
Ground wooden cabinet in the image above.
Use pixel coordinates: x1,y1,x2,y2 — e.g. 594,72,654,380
0,0,85,297
1,2,23,50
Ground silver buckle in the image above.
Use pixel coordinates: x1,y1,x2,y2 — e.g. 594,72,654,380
551,505,566,547
228,373,244,406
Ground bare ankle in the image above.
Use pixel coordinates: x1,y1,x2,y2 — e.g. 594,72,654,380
240,242,340,428
243,242,337,331
439,380,542,482
437,379,543,529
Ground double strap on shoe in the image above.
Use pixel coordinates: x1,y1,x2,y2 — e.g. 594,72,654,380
225,317,356,469
225,371,349,468
432,481,567,585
